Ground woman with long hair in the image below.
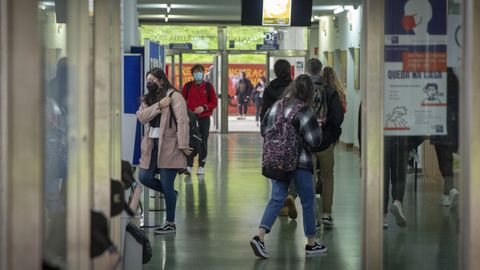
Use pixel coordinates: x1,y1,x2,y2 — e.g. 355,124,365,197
250,74,327,258
253,75,267,126
321,67,347,113
136,67,191,234
309,64,346,227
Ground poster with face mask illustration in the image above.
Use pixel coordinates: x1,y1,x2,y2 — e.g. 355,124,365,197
384,0,447,136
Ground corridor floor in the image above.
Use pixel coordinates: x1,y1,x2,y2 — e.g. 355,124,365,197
142,133,458,270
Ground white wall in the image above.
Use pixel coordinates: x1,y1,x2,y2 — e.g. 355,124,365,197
317,6,363,148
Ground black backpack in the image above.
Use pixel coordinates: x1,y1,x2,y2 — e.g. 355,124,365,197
312,82,328,127
168,92,203,156
187,110,203,156
126,223,152,264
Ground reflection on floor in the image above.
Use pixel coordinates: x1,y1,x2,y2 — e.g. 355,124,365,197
228,116,261,132
141,134,458,270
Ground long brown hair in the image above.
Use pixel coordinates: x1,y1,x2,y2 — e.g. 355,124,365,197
282,74,314,108
321,67,347,109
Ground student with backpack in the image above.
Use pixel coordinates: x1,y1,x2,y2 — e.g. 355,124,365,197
259,59,298,219
250,75,327,259
181,64,218,176
307,59,345,227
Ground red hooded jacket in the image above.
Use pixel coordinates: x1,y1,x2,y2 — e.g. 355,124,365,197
181,81,218,119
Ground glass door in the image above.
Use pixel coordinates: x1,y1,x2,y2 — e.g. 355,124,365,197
227,53,268,132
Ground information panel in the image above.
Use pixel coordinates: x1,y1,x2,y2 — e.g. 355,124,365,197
384,0,447,136
262,0,292,26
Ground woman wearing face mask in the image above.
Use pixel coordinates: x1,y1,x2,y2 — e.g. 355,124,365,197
136,67,191,235
181,64,218,176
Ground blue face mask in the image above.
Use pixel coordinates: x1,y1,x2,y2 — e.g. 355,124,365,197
193,72,204,81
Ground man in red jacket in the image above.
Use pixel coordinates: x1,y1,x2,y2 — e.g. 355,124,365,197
182,64,218,175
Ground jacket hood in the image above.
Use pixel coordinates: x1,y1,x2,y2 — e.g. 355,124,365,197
269,77,292,89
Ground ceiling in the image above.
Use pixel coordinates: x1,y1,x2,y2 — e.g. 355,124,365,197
137,0,362,25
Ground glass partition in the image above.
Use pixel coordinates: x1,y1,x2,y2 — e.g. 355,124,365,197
383,0,461,269
39,2,69,266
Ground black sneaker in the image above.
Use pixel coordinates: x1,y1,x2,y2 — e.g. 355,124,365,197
305,242,328,255
250,236,269,259
321,215,333,226
154,223,176,235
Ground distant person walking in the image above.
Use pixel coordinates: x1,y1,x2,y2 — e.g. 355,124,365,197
182,64,218,176
236,71,253,119
253,76,267,126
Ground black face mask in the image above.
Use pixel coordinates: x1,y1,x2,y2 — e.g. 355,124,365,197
146,82,159,93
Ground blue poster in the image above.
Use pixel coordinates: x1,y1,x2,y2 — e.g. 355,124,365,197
122,54,143,165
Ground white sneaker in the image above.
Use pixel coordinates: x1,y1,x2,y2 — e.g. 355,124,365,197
390,200,407,227
383,214,389,229
449,188,459,209
440,194,451,206
197,166,205,175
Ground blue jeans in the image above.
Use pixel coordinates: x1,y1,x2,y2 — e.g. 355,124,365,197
259,169,317,238
139,139,178,222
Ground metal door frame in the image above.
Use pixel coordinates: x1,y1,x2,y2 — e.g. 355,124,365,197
461,0,480,269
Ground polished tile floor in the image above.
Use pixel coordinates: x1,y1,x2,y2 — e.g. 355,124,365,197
141,134,458,270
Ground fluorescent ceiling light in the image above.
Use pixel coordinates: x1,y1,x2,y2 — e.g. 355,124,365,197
312,5,342,11
344,5,355,11
333,6,344,15
40,1,55,6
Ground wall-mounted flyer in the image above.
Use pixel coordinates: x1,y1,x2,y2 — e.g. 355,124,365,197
384,0,447,136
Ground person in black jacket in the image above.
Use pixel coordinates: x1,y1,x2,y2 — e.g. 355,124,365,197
260,59,293,121
308,59,345,227
236,71,253,119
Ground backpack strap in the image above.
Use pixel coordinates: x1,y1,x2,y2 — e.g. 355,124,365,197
205,82,212,104
168,91,177,129
185,81,193,101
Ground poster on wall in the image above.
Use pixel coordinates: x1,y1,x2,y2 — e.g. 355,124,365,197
262,0,292,26
384,0,447,136
122,54,143,165
144,39,166,93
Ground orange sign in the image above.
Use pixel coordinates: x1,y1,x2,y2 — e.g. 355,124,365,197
402,52,447,72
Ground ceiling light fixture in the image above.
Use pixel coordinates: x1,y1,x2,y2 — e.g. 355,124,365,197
333,6,344,15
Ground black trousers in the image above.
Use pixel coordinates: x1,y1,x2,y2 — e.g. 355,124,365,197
187,117,210,167
237,93,248,115
384,136,408,213
434,144,458,195
255,97,263,121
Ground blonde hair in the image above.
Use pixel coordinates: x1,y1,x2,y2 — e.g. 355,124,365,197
321,67,347,107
